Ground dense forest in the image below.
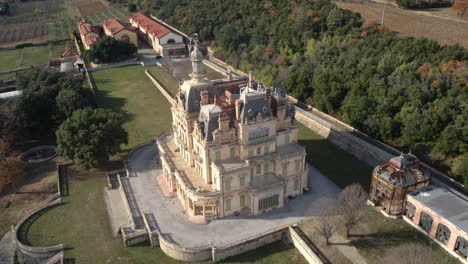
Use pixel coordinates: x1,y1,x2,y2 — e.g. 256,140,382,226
151,0,467,184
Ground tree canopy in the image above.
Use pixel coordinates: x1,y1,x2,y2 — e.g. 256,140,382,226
0,69,90,144
56,108,128,169
87,37,137,63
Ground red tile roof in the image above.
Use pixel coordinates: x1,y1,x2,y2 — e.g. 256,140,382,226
129,13,173,39
78,19,99,37
103,18,129,35
83,35,99,47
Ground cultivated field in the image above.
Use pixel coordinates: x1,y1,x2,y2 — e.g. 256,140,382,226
336,1,468,48
0,0,130,47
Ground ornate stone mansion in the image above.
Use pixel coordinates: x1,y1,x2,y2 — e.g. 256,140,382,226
156,43,308,221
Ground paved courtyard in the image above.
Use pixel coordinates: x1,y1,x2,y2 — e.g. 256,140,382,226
126,143,341,248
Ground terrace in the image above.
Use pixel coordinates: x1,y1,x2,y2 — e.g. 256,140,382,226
159,135,214,192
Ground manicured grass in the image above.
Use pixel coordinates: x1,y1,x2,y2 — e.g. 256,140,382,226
93,65,173,154
298,123,373,189
146,66,180,96
0,49,22,72
204,65,225,81
349,207,461,264
20,46,49,67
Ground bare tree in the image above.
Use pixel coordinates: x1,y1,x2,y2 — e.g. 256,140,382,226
381,243,434,264
315,198,338,245
338,183,367,238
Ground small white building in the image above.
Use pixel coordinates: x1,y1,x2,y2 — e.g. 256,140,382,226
129,12,186,57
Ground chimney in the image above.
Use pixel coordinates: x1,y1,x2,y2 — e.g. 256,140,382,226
200,90,209,105
225,91,232,105
248,71,254,88
235,99,241,120
218,113,230,131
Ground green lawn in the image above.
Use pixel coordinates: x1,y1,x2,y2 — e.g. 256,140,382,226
298,123,373,189
0,49,22,72
146,66,180,96
350,207,461,263
20,46,49,68
93,66,173,154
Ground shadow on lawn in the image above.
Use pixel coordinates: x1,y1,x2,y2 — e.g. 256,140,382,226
221,241,293,263
349,229,426,250
95,90,134,123
298,138,372,190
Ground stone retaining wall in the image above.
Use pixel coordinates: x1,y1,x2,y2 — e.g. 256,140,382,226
212,225,289,262
289,225,330,264
15,194,64,264
145,70,175,105
121,228,148,247
295,107,389,167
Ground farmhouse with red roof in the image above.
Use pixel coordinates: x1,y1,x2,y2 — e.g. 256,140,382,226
129,12,186,57
102,18,138,48
77,19,101,50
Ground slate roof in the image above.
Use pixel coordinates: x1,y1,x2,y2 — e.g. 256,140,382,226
239,90,272,124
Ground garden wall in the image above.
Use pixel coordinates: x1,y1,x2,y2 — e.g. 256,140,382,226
212,225,289,262
145,70,175,105
15,194,64,264
289,225,330,264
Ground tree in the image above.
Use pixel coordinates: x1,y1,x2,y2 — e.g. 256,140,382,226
56,89,87,118
338,183,367,238
315,198,338,245
452,0,468,16
87,37,137,63
56,108,128,169
452,154,468,186
142,0,152,14
0,138,23,193
381,243,434,264
128,2,137,12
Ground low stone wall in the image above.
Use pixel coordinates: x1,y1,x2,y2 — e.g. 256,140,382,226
212,225,289,262
15,194,64,264
88,58,141,72
117,175,137,230
289,225,330,264
121,228,149,247
145,70,175,105
295,107,390,167
159,235,212,262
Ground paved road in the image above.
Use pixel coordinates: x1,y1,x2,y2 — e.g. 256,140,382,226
127,143,341,248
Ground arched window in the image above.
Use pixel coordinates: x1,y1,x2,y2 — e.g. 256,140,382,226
167,38,175,44
454,237,467,259
121,35,130,42
419,212,433,232
435,223,451,245
403,202,416,220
